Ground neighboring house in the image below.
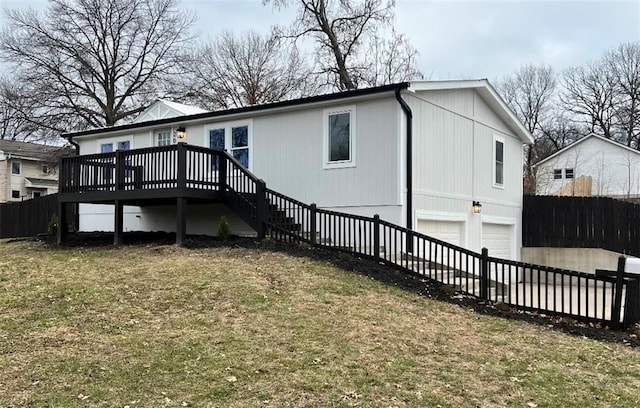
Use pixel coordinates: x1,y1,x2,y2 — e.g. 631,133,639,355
0,140,69,203
535,134,640,198
62,80,533,260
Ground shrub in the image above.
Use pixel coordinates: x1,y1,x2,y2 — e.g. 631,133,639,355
217,215,231,241
47,214,59,236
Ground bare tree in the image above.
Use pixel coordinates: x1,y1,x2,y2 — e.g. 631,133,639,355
0,0,194,129
560,62,617,140
183,30,313,110
495,64,557,192
605,42,640,148
266,0,420,91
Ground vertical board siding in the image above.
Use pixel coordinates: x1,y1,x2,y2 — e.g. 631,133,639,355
523,195,640,257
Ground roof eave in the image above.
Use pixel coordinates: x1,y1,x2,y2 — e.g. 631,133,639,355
63,82,410,140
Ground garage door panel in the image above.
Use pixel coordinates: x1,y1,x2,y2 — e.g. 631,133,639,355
418,220,463,247
482,223,513,259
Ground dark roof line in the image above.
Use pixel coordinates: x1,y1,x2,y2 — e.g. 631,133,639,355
64,82,410,139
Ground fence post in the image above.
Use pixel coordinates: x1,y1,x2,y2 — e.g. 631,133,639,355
218,153,227,196
611,255,626,330
480,247,489,299
310,203,317,246
255,179,266,239
623,278,640,329
177,142,187,191
373,214,380,260
56,201,67,245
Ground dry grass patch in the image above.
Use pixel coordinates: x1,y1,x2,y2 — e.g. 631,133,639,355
0,240,639,407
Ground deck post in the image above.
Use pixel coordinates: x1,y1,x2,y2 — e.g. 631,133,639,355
114,199,123,245
611,256,626,330
218,153,227,196
255,179,266,239
177,142,187,192
115,150,125,191
56,201,67,245
176,197,187,245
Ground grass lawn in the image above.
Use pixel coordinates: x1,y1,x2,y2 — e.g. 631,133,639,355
1,239,639,407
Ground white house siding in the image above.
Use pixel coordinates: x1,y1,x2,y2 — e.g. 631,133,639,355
407,89,523,259
535,135,640,197
74,95,403,234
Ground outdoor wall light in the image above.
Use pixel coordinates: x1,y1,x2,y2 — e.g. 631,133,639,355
472,201,482,214
175,126,187,139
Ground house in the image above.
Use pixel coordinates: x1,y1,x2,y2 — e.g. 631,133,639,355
0,140,69,203
535,133,640,198
60,80,533,260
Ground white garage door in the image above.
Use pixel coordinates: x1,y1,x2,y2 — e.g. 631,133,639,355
482,223,514,260
418,219,463,247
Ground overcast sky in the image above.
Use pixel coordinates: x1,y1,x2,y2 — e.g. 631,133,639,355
1,0,639,81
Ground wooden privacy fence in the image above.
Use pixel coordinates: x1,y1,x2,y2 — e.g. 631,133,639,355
0,194,75,239
523,195,640,257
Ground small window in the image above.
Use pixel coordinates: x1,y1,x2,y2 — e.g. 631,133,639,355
11,190,20,199
493,137,504,187
11,161,20,175
117,141,130,151
33,191,41,198
101,143,113,153
209,128,225,150
323,106,356,169
42,164,49,175
156,129,172,146
565,168,574,179
553,169,562,180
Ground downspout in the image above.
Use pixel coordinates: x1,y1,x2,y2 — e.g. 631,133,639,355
66,134,80,155
395,88,413,251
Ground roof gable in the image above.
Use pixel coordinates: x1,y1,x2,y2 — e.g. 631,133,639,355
133,100,208,123
535,134,640,167
409,79,534,145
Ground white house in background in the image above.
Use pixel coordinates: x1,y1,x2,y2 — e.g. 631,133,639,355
535,133,640,198
63,80,533,260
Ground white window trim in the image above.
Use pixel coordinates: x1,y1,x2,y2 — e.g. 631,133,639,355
203,120,253,170
492,134,505,189
155,128,173,147
323,105,356,169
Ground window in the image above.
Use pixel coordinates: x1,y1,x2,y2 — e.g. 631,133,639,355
42,164,49,175
11,190,20,199
553,169,562,179
323,106,356,169
231,126,249,168
117,141,130,151
33,191,41,198
156,129,172,146
565,168,574,179
206,121,252,169
493,136,504,187
11,161,20,175
101,143,113,153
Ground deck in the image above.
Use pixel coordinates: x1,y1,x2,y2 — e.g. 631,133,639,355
57,143,265,245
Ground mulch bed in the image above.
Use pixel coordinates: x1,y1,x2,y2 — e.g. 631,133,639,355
33,231,640,348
